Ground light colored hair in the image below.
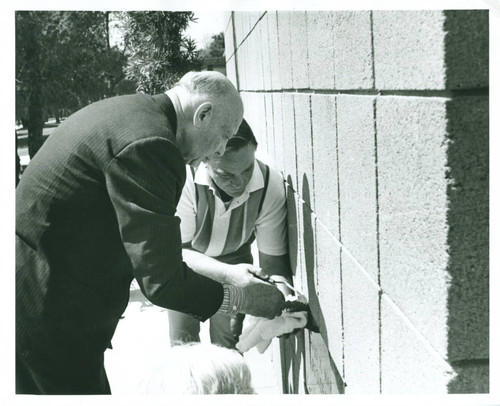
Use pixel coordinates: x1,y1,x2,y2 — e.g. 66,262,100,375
140,342,254,394
177,71,243,129
177,71,239,100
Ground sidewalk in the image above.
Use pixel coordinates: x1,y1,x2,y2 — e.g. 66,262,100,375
104,283,283,395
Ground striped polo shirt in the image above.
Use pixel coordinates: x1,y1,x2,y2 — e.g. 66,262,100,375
176,160,288,258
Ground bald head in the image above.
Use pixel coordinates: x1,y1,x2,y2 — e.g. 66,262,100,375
169,71,244,167
176,71,243,131
177,71,240,100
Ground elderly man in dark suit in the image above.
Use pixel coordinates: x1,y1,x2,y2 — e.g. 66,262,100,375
16,71,285,395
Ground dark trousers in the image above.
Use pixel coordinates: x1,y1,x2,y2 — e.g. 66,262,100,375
16,349,111,395
168,310,245,349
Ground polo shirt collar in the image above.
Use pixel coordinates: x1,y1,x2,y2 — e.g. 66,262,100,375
194,160,264,200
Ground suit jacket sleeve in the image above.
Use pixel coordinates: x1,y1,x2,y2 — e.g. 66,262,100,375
104,137,223,321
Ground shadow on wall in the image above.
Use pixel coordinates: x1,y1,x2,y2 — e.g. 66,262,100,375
280,174,344,394
445,96,489,393
442,11,489,393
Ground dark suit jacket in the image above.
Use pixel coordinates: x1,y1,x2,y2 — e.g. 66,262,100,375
16,93,224,365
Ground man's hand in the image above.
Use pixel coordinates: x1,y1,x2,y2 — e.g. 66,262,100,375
225,264,269,288
239,283,285,319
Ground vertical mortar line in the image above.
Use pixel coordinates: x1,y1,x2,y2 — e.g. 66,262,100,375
373,97,383,394
331,12,337,89
287,12,294,89
270,90,276,166
292,93,298,195
275,11,281,91
231,11,240,91
369,10,382,393
334,95,345,380
369,10,377,90
308,96,318,292
305,11,310,90
259,13,267,91
262,91,268,152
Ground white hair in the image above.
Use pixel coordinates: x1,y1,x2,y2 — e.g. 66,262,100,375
177,71,239,100
139,342,254,394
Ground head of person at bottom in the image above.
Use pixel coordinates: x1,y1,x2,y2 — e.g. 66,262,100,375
205,118,258,199
141,342,254,394
170,71,244,168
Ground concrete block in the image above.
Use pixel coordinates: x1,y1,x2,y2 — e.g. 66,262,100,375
444,96,489,361
271,93,285,172
294,94,314,209
337,95,378,281
291,197,313,296
237,41,247,91
381,296,456,394
224,13,235,58
260,13,273,91
224,15,238,88
248,11,261,32
342,251,380,394
241,12,252,42
377,95,489,363
286,184,299,279
248,93,267,146
282,93,297,188
443,10,488,89
314,221,343,369
311,94,339,239
241,92,255,140
373,10,447,90
264,93,275,159
277,11,293,89
233,12,244,48
305,331,345,394
242,34,254,91
247,19,264,91
448,361,489,393
267,11,282,90
333,11,374,90
307,11,335,90
239,92,247,116
289,11,309,89
281,333,306,394
377,96,451,359
298,202,315,303
225,55,238,90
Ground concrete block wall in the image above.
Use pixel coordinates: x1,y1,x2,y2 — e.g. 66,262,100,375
224,10,489,394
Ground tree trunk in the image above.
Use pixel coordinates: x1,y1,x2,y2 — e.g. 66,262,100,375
27,84,44,158
105,12,110,51
25,13,45,159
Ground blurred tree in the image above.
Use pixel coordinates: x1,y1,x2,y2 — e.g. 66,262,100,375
117,11,202,94
16,11,133,158
199,32,225,61
16,12,45,156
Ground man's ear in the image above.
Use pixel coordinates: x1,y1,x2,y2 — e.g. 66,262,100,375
193,102,213,128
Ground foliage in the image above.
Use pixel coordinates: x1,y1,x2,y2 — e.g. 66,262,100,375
117,11,202,94
16,11,133,157
199,32,225,61
15,10,203,158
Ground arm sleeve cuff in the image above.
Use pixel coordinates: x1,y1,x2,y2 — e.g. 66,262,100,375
218,284,244,315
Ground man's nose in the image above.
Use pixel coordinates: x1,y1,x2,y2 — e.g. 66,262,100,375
231,176,243,188
213,140,227,157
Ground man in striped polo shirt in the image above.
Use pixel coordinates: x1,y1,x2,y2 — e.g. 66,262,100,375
169,119,294,349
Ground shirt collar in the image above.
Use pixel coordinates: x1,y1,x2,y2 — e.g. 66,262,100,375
194,160,264,196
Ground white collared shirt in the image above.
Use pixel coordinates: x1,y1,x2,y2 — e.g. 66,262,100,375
175,160,287,257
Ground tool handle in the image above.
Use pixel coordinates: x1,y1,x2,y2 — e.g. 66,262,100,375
251,273,276,285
